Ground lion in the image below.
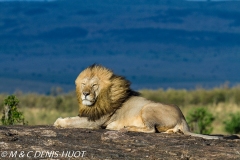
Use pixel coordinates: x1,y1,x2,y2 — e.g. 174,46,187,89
54,64,220,139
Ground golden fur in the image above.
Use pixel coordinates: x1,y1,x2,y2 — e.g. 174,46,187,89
54,65,220,139
75,65,138,121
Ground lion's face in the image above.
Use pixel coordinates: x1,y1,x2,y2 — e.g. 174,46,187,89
79,77,100,106
75,64,135,121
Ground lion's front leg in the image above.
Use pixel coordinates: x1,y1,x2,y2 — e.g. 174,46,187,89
53,116,101,129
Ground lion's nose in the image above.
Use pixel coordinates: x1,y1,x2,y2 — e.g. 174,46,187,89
83,92,90,96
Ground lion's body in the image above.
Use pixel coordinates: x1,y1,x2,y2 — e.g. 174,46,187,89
105,96,188,133
54,65,219,139
54,96,187,133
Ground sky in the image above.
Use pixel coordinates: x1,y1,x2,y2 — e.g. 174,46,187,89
1,0,240,93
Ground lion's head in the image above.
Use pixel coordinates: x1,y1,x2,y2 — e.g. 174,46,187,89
75,64,138,121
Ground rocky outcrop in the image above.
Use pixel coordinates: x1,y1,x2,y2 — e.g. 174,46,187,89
0,126,239,159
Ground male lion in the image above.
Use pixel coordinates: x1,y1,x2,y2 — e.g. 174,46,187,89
54,65,219,139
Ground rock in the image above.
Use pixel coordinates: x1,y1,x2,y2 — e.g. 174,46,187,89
0,126,239,159
101,130,129,141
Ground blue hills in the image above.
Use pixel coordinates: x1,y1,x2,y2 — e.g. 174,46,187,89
1,0,240,93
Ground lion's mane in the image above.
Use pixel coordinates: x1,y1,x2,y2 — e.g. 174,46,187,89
75,65,138,121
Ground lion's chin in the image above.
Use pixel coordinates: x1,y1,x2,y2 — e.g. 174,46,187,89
82,100,94,106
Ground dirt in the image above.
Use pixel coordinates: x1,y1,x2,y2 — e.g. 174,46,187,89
0,125,239,160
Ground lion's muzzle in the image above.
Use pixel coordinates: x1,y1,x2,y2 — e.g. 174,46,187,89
81,93,96,106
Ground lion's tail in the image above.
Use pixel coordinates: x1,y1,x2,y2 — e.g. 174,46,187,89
181,120,221,140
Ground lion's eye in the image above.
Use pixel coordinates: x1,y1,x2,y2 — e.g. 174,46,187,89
92,84,98,89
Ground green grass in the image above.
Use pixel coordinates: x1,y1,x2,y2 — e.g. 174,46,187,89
140,85,240,106
1,86,240,134
0,91,79,125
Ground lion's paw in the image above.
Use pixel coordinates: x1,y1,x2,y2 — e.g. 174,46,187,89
53,117,63,127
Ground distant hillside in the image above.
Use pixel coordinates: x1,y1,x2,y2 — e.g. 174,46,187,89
1,0,240,93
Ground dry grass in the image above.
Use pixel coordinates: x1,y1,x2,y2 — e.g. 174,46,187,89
1,86,240,134
18,103,240,134
21,107,77,125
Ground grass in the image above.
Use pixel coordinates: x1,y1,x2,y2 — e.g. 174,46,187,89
1,86,240,134
0,91,79,125
21,107,77,125
179,103,240,134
